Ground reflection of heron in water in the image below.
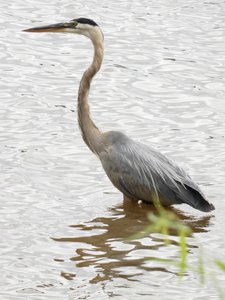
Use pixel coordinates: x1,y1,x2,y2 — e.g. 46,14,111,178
52,201,212,283
24,18,214,212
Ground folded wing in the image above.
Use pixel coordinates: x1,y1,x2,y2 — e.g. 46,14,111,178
99,132,214,212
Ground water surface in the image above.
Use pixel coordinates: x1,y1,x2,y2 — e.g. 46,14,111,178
0,0,225,299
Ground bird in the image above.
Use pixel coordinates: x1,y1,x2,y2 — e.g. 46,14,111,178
23,17,215,212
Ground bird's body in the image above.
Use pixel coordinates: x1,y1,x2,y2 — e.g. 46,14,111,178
24,18,215,212
97,131,213,212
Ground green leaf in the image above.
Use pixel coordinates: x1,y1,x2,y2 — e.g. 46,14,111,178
215,260,225,272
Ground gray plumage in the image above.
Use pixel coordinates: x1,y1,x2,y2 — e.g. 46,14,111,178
24,18,215,212
99,131,214,212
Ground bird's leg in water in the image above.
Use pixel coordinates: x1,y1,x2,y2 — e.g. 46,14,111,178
123,194,137,207
122,194,154,212
123,194,133,202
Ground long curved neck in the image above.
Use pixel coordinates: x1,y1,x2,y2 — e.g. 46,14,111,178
77,28,104,154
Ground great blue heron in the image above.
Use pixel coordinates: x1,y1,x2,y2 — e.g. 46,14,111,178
24,18,215,212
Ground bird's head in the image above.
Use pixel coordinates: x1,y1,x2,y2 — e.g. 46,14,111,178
23,17,103,41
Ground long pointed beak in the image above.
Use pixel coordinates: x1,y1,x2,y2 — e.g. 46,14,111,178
23,22,68,33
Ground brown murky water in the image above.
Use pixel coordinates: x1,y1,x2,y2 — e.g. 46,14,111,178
1,0,225,299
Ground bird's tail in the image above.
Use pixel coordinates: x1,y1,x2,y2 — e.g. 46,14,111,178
183,185,215,212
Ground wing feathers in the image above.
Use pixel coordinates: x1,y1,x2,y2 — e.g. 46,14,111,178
99,132,214,212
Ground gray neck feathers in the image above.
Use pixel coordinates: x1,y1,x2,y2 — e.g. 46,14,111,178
77,28,104,154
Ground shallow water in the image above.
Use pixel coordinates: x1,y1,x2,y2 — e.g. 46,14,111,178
1,0,225,299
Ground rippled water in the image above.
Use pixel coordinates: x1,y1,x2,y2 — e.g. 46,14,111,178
1,0,225,299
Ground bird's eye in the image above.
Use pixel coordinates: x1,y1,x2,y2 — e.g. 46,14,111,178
70,21,78,27
64,21,78,28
